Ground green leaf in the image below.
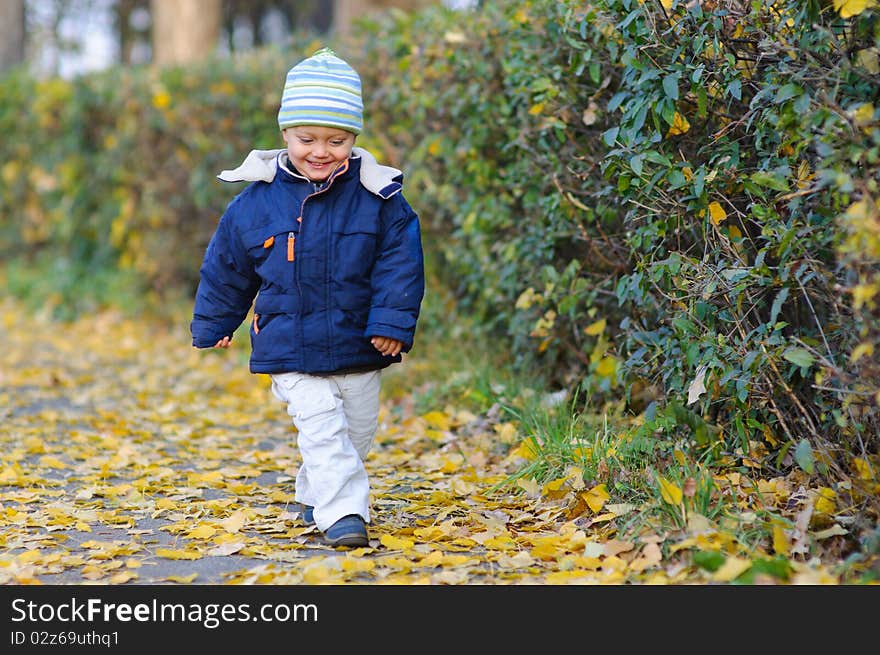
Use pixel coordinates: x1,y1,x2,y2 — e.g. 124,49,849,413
603,127,619,146
794,439,814,474
630,154,644,176
663,74,679,100
769,287,789,327
693,550,725,572
774,83,802,104
727,79,741,101
750,171,790,192
783,347,814,368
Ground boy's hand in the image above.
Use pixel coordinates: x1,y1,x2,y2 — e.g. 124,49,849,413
370,336,404,357
213,336,232,348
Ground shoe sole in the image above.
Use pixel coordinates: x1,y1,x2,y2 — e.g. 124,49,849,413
324,532,369,547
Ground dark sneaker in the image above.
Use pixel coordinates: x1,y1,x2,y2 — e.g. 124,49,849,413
324,514,368,547
295,503,315,526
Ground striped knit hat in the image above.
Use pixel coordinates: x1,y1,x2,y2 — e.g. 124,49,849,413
277,48,363,135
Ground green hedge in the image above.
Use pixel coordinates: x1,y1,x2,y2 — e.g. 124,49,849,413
1,1,877,485
352,0,880,482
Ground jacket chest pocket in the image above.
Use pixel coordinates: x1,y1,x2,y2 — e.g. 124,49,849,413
243,223,299,290
332,214,379,284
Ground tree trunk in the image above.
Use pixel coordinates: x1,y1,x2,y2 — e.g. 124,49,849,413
151,0,222,66
0,0,26,73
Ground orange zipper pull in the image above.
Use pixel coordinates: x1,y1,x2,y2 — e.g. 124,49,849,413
263,235,274,248
287,232,295,261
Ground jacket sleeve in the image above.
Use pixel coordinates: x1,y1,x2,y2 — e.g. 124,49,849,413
190,197,260,348
365,193,425,350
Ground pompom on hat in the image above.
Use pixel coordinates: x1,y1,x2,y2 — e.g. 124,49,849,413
277,47,364,135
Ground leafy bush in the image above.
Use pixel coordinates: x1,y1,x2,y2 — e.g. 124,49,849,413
353,0,880,491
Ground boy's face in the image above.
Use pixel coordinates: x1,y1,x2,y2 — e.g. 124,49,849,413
282,126,356,182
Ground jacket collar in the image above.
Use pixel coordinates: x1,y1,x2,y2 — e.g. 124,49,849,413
216,146,403,199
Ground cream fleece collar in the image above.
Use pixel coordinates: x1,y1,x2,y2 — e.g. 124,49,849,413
216,147,403,199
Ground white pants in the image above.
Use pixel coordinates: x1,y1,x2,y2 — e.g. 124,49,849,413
270,369,381,531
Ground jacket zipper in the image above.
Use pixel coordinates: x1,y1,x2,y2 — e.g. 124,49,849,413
294,160,349,368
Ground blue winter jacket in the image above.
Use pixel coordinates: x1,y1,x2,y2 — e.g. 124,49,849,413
190,149,424,375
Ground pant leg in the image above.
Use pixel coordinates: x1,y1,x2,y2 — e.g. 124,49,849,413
270,372,370,531
339,370,381,461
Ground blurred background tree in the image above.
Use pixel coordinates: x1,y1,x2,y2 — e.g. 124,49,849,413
10,0,444,75
0,0,26,73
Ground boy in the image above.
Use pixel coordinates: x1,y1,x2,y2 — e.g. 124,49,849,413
190,48,425,547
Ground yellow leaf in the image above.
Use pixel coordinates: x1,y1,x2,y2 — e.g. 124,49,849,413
852,457,875,480
812,524,848,540
772,524,790,555
18,549,42,564
833,0,878,19
658,476,683,505
529,103,545,116
23,436,45,453
515,287,540,310
38,455,68,469
595,356,617,378
417,550,445,567
629,542,662,573
494,421,519,442
422,410,451,431
581,483,610,513
712,556,751,582
708,201,727,225
187,524,216,540
589,512,616,524
850,342,874,363
484,535,518,550
441,456,462,473
856,48,880,75
109,571,138,584
155,548,202,560
152,90,171,109
854,102,875,126
813,487,836,515
584,318,606,336
379,534,415,551
165,573,198,583
82,565,106,580
219,510,247,533
187,470,223,485
666,111,690,136
516,476,541,495
509,439,539,461
851,283,878,310
542,476,568,498
0,466,20,483
341,558,376,573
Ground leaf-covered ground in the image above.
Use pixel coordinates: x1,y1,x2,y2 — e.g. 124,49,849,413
0,299,873,585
